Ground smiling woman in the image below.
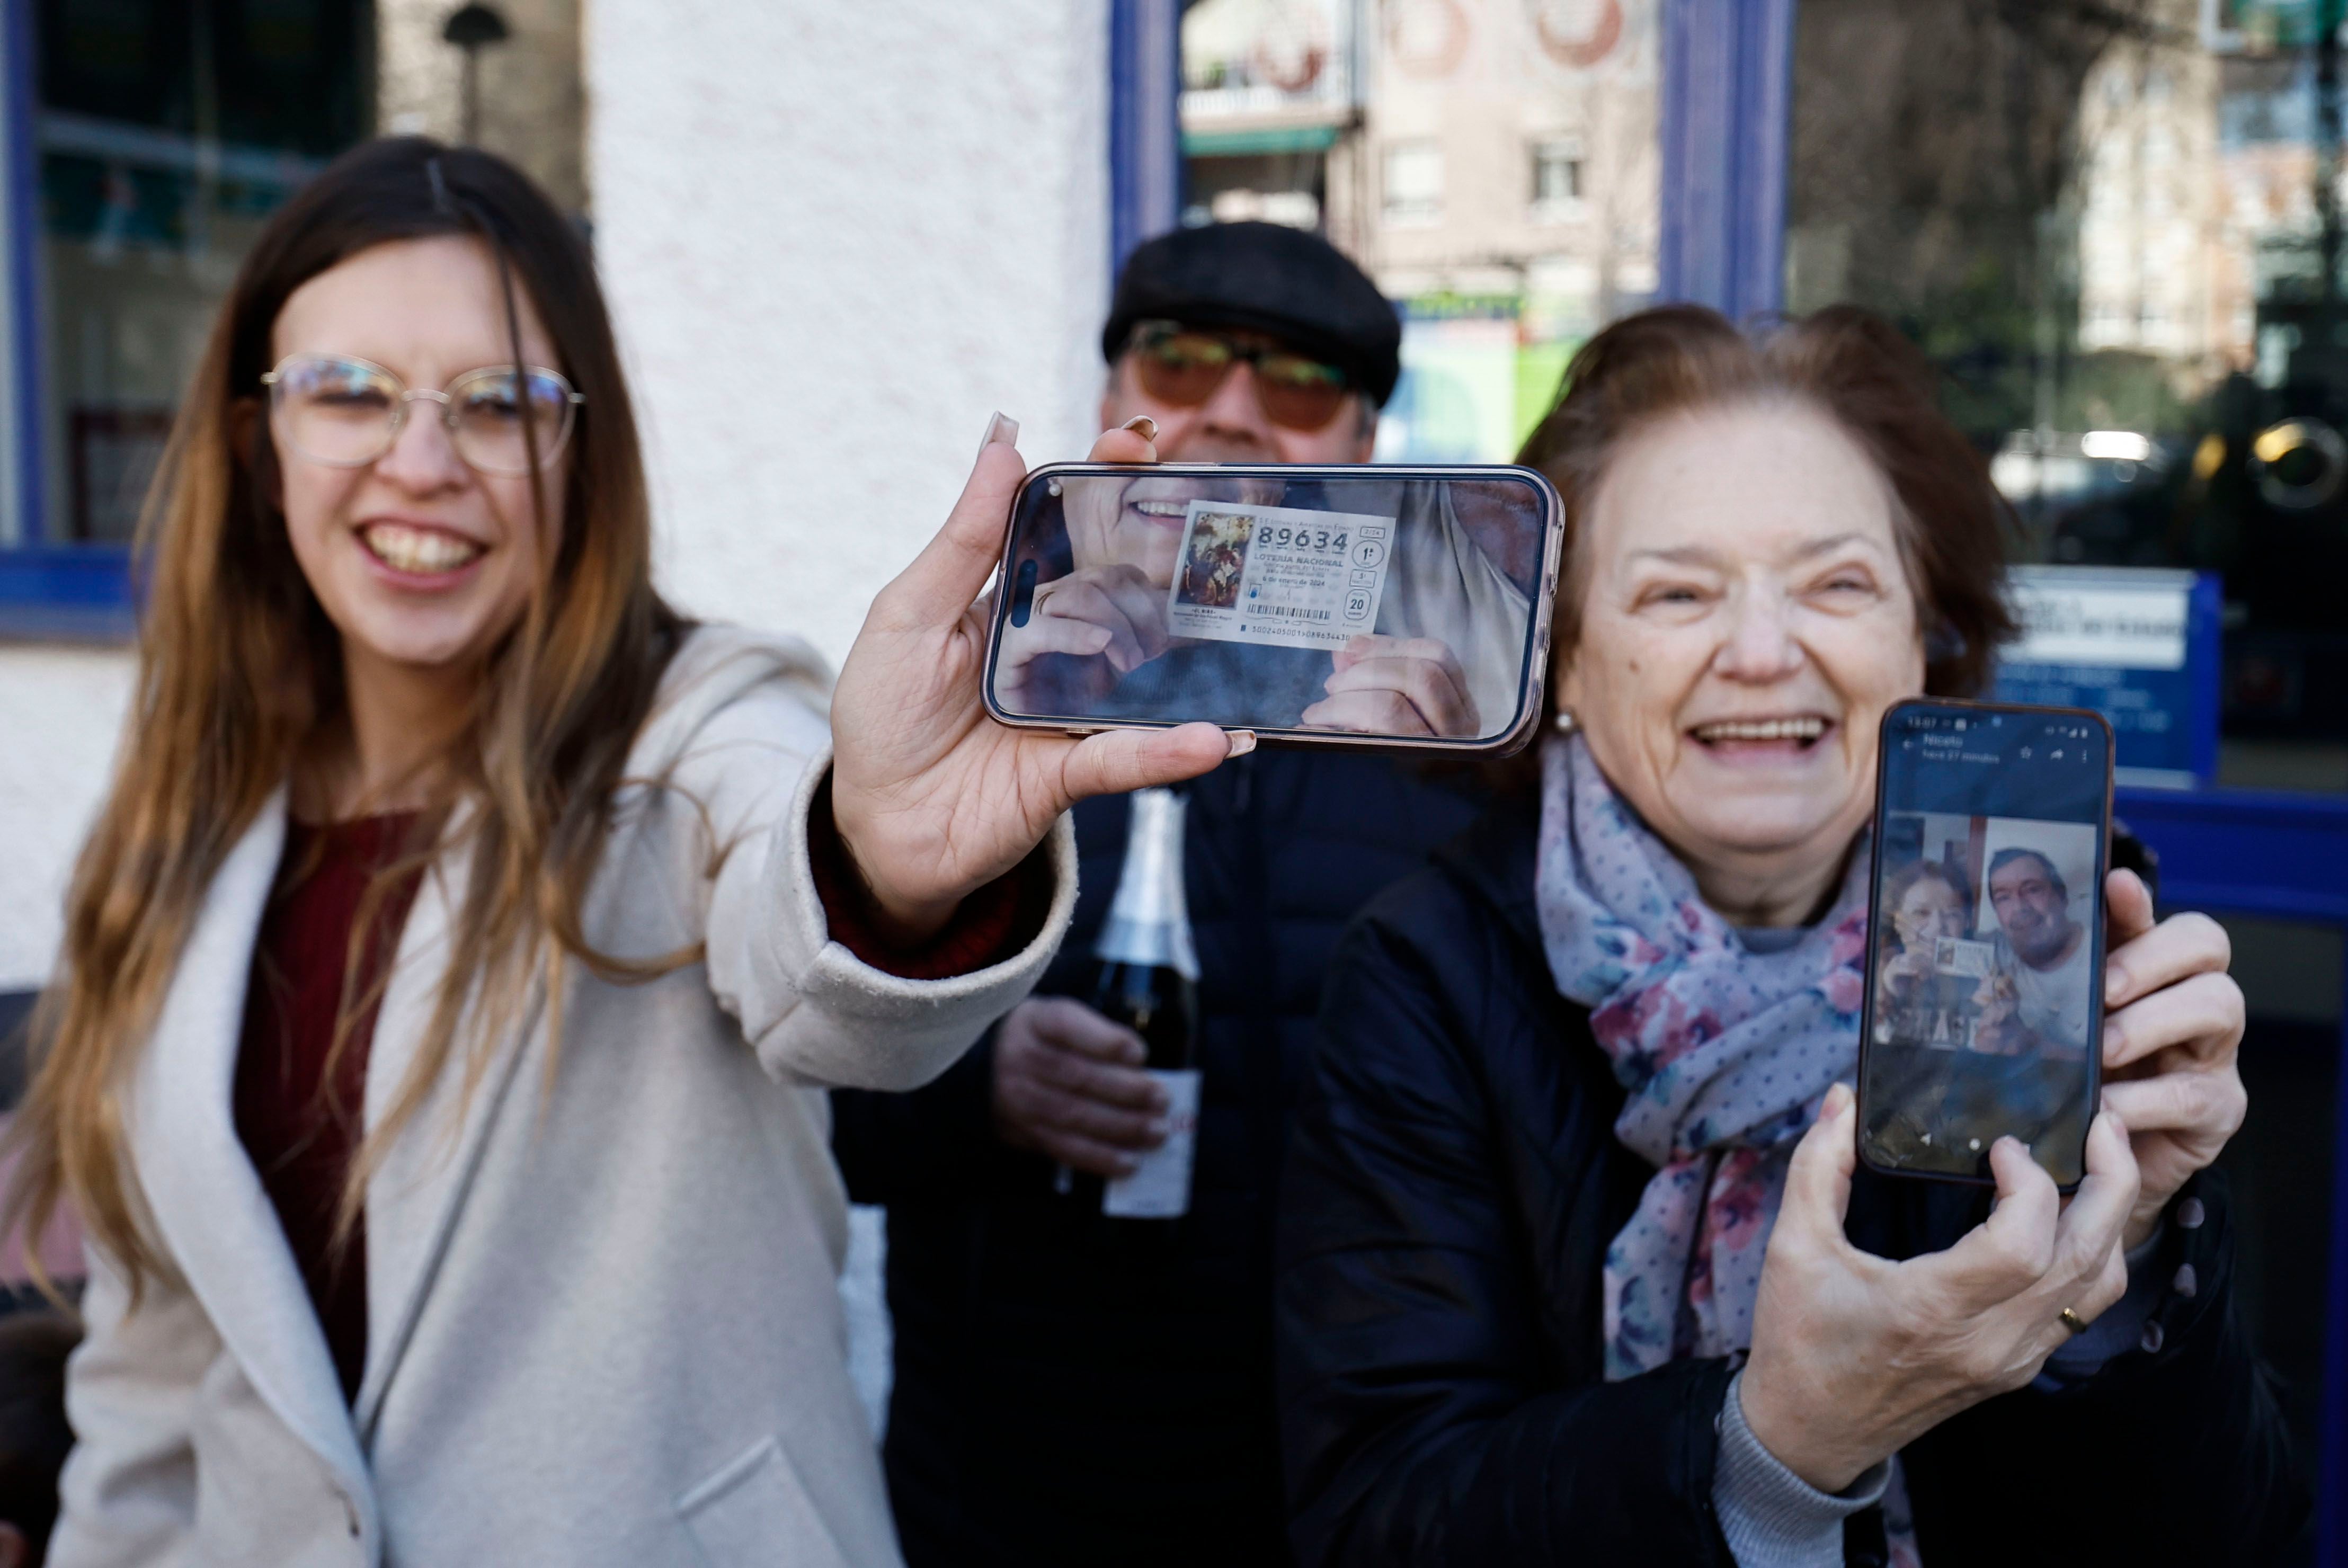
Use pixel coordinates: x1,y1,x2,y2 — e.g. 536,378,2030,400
0,137,1229,1567
1274,306,2297,1567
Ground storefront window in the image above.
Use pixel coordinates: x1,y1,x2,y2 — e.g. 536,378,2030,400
24,0,372,545
1786,0,2348,788
1180,0,1660,463
1787,0,2343,1491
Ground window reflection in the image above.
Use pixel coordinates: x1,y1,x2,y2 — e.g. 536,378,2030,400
1180,0,1660,465
1787,0,2348,764
30,1,370,544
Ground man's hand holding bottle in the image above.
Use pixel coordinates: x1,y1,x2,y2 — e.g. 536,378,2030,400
991,997,1170,1177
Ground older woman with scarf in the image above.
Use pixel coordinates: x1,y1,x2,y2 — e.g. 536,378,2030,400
1274,307,2303,1568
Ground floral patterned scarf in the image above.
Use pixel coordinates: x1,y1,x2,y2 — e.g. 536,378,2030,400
1533,734,1871,1379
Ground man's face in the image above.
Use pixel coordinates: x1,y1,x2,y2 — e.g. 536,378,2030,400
1988,857,2074,965
1100,324,1378,465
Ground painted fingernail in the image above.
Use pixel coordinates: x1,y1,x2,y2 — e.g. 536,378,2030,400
977,411,1020,459
1120,415,1158,441
1225,729,1257,757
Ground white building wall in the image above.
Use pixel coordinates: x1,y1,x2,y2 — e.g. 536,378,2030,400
0,648,135,989
586,0,1115,667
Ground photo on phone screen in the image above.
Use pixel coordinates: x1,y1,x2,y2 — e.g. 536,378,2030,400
1857,701,2112,1189
983,464,1559,751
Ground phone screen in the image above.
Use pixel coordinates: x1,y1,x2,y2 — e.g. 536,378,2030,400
1857,700,2112,1189
983,464,1559,750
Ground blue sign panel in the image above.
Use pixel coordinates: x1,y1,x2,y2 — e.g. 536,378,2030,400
1991,567,2223,789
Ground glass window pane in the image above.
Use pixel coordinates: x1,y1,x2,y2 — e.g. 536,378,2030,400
1785,0,2348,788
1180,0,1660,464
31,0,371,544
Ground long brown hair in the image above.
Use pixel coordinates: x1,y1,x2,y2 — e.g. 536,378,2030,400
1517,304,2017,715
6,137,689,1299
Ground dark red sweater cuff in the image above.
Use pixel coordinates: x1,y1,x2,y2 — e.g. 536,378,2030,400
807,774,1056,981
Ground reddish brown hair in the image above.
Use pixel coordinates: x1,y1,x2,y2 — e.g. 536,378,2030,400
1517,303,2016,709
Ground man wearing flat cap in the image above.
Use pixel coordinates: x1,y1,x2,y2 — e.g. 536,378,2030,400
994,224,1529,735
833,223,1492,1567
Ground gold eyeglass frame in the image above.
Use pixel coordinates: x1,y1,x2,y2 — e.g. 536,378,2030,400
260,351,586,475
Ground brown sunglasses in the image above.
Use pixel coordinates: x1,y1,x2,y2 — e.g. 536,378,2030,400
1126,320,1356,432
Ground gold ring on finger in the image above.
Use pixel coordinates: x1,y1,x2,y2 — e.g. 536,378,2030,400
2058,1306,2089,1335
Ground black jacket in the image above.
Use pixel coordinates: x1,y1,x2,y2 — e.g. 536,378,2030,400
1277,790,2306,1567
832,751,1488,1568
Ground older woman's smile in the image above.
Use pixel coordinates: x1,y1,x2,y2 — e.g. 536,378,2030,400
1688,712,1832,749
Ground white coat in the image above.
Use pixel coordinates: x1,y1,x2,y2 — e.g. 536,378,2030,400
48,627,1076,1568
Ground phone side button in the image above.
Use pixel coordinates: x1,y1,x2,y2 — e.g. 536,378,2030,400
1062,727,1104,738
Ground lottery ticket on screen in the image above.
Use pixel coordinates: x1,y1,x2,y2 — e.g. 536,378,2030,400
1164,501,1394,652
1934,937,1996,978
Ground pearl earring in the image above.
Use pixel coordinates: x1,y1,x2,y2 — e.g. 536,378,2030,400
1553,709,1578,734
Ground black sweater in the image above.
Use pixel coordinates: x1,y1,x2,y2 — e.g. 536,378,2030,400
1277,790,2306,1567
832,750,1489,1568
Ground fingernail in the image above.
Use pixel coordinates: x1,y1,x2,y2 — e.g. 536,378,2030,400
1120,415,1158,441
1114,1159,1139,1177
1225,729,1257,757
977,411,1020,460
1822,1082,1852,1115
1147,1118,1172,1139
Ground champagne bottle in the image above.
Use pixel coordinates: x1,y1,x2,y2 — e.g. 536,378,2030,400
1084,787,1201,1222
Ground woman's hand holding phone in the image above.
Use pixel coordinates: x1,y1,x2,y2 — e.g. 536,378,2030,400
2094,869,2247,1250
1739,1084,2139,1494
827,419,1240,945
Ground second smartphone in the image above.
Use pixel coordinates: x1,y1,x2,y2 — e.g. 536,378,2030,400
1856,699,2113,1191
981,462,1564,754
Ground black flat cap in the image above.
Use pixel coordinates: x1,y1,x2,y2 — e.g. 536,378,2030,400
1103,222,1402,406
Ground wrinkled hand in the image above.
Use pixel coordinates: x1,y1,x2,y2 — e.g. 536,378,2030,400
1301,634,1480,738
1739,1083,2138,1493
2096,869,2247,1249
994,563,1172,713
990,997,1169,1175
828,420,1240,943
1881,947,1930,994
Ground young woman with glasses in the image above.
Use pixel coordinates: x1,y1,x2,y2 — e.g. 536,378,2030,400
6,138,1231,1566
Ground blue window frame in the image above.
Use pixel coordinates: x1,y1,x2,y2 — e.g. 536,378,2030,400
0,1,368,642
0,0,124,638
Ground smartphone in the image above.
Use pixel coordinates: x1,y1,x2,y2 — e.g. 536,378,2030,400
1856,698,2114,1190
981,463,1563,754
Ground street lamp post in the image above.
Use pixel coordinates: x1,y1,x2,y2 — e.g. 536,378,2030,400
442,3,511,147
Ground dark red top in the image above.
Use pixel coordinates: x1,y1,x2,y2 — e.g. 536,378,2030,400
234,813,424,1405
804,774,1056,979
231,787,1044,1405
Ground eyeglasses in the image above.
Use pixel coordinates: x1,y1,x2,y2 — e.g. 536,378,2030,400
1125,320,1355,432
261,353,585,476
